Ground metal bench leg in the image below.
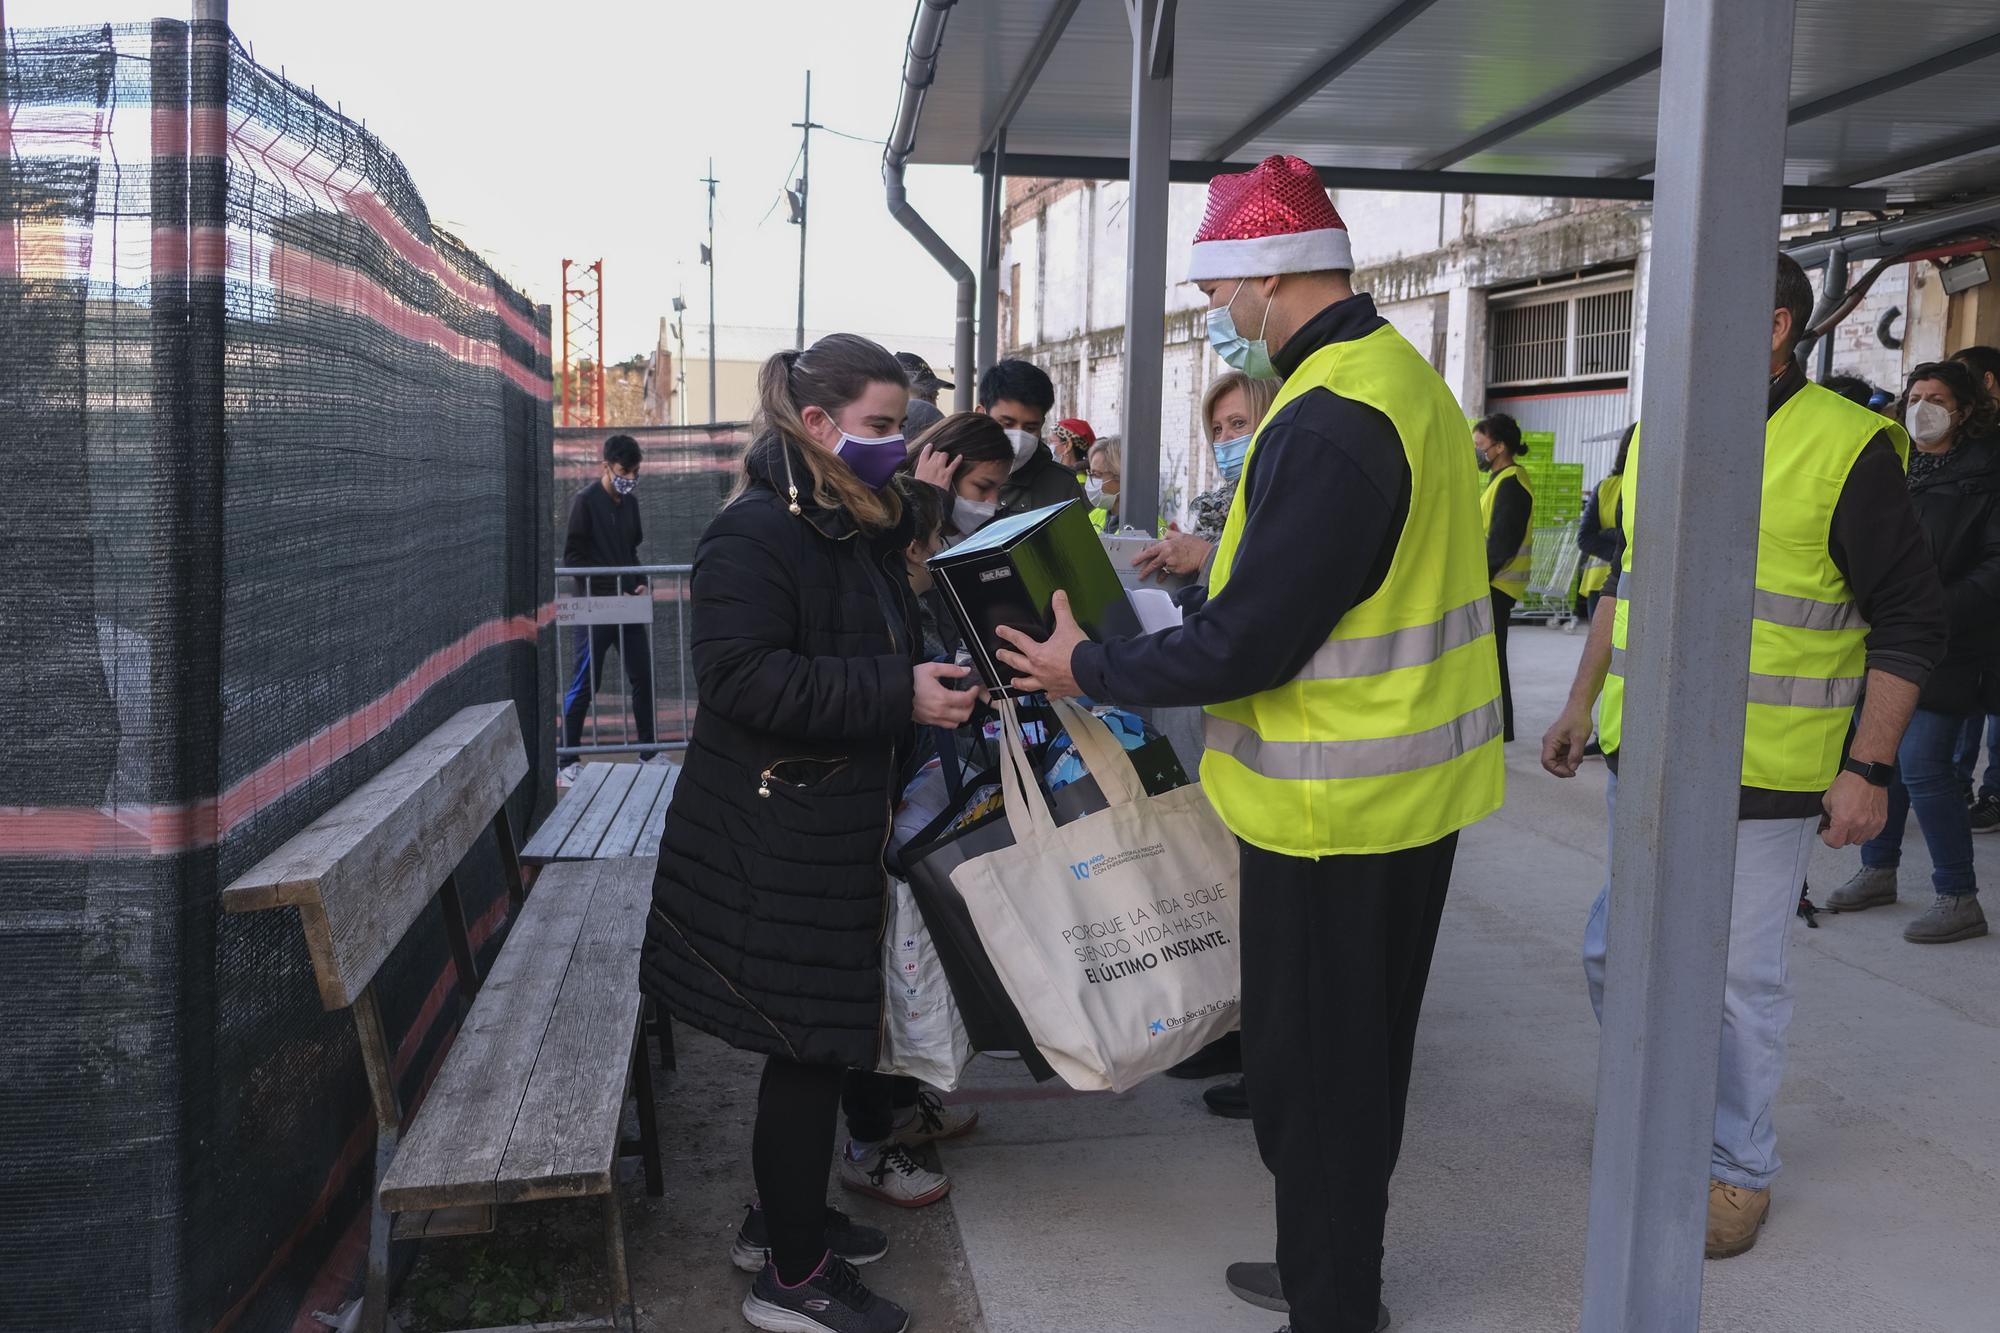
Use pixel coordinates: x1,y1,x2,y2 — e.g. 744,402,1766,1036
630,1026,665,1198
645,997,675,1072
603,1191,637,1333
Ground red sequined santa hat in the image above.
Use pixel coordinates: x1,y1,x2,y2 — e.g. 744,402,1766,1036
1187,154,1352,282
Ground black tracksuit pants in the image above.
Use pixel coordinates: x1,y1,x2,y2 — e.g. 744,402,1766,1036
1490,588,1516,742
1239,834,1458,1333
751,1060,919,1283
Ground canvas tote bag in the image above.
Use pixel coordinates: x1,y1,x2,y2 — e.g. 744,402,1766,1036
950,697,1241,1092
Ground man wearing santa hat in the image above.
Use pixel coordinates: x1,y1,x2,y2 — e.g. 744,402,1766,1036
998,155,1505,1333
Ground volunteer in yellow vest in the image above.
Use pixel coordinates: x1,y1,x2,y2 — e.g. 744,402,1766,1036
1576,424,1634,621
995,154,1503,1333
1473,412,1535,741
1542,254,1945,1263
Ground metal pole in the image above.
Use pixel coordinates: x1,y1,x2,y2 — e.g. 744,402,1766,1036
1578,0,1794,1329
561,257,573,427
1816,214,1846,381
977,134,1005,380
704,159,718,423
794,71,815,351
1120,0,1174,536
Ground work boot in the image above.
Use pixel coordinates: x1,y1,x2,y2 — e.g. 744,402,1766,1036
1203,1078,1251,1119
1825,865,1897,912
1705,1180,1770,1259
1902,893,1989,944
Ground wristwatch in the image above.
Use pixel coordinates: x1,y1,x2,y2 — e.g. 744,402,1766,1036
1841,757,1895,788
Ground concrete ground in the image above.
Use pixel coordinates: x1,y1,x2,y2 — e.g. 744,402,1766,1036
597,624,1998,1333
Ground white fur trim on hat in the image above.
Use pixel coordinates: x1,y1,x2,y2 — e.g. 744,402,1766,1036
1186,228,1354,282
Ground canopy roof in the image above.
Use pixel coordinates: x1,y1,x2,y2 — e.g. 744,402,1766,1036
906,0,2000,206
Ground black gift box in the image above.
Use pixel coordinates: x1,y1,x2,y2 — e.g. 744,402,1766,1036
927,500,1140,695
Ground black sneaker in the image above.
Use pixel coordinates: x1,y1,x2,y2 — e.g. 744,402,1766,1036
742,1254,909,1333
1274,1312,1388,1333
1971,794,2000,834
1230,1263,1389,1329
1203,1078,1252,1119
731,1206,889,1274
1165,1031,1243,1080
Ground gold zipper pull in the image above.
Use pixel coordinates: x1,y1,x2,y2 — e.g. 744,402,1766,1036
788,484,803,516
758,770,774,798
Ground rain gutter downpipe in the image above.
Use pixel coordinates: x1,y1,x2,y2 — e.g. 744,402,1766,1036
1783,195,2000,270
886,0,976,412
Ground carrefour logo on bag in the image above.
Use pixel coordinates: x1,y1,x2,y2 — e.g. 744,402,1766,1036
1069,854,1109,880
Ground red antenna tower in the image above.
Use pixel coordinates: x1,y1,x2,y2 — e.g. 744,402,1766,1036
560,258,607,427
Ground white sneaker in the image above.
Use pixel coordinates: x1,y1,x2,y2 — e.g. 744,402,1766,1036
891,1090,979,1148
558,762,582,786
643,752,676,766
838,1142,950,1209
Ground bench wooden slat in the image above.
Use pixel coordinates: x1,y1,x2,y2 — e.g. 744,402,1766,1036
520,762,612,864
492,860,654,1203
221,702,527,1009
556,763,639,860
639,764,679,852
595,764,669,859
377,865,602,1212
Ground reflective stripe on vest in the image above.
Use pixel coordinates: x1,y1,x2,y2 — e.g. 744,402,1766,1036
1200,324,1505,857
1206,697,1505,782
1598,385,1910,789
1480,463,1535,598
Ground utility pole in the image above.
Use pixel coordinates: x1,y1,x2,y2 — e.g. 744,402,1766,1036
701,159,719,423
790,72,820,351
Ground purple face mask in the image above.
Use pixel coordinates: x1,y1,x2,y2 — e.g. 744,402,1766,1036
835,430,907,490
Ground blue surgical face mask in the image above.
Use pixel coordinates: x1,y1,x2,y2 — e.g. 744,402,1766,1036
1212,433,1251,484
1205,279,1276,380
610,473,637,496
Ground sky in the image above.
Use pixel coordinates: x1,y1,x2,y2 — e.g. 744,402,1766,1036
14,0,985,361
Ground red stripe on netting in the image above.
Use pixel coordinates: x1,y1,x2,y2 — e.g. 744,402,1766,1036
268,247,550,398
213,892,513,1333
0,604,556,859
221,112,552,359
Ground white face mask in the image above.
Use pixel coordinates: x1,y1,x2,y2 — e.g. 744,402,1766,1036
1907,399,1954,447
1003,428,1039,473
1085,477,1115,508
953,494,997,535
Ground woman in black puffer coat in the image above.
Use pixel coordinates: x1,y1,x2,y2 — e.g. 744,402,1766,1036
1838,359,2000,946
643,335,976,1333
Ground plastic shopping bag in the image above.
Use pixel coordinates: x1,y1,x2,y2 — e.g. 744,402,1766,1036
949,697,1242,1093
877,878,975,1090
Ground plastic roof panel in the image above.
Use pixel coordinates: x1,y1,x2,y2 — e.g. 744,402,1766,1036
907,0,2000,204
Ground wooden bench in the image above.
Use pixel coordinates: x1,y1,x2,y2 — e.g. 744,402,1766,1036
523,761,679,872
223,702,663,1333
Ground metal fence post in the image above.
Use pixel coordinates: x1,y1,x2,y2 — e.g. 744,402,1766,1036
1578,0,1795,1329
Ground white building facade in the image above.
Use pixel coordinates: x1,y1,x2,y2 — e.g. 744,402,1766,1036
998,176,1957,529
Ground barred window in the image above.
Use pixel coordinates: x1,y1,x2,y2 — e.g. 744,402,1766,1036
1489,279,1634,387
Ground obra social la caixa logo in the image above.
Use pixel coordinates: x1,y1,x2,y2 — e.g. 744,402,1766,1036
1068,853,1110,881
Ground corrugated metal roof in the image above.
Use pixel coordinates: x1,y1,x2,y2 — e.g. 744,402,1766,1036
904,0,2000,203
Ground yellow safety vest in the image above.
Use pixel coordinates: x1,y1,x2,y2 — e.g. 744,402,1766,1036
1202,325,1505,857
1480,463,1536,599
1578,472,1623,597
1599,384,1909,789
